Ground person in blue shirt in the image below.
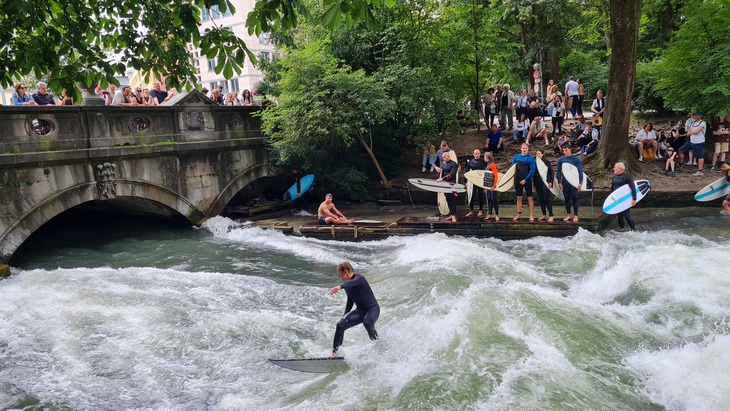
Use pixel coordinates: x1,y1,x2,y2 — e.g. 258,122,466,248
512,143,536,221
11,83,36,106
485,124,503,153
328,261,380,356
557,145,584,222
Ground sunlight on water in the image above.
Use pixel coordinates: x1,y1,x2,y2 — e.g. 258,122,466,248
2,214,730,410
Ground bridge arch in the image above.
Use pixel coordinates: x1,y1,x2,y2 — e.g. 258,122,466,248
207,163,273,217
1,180,205,262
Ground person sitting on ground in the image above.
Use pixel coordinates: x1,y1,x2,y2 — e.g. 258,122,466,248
710,115,730,172
465,149,487,217
317,193,354,225
720,162,730,216
513,113,529,142
512,143,536,222
568,115,587,143
526,116,548,146
486,124,503,153
668,120,687,152
678,111,707,175
111,85,137,106
554,130,569,156
58,88,73,106
578,122,600,156
664,147,677,177
456,110,467,134
32,82,56,105
421,141,436,172
635,122,660,161
575,121,599,148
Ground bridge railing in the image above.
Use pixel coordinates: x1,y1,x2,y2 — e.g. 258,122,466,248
0,91,265,166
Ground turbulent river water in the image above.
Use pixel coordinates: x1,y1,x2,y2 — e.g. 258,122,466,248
1,207,729,410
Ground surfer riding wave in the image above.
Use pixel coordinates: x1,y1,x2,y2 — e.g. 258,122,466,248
328,261,380,356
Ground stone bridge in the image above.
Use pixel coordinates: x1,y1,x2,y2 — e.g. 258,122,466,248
0,91,273,262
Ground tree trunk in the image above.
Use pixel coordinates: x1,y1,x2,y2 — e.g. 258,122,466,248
358,130,392,189
598,0,612,50
547,49,560,85
600,0,642,169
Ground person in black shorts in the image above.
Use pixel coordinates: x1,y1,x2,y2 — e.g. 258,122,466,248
328,261,380,356
317,193,353,225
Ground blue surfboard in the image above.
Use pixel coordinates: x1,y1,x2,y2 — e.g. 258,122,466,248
602,180,651,214
284,174,314,201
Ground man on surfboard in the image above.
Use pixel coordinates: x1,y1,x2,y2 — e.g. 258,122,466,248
328,261,380,356
610,162,637,231
317,194,354,225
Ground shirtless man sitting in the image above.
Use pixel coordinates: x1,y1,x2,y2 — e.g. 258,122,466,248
318,193,354,225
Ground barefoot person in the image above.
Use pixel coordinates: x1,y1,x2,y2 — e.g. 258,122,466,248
317,194,354,225
483,152,500,221
610,162,637,231
557,145,583,223
328,261,380,356
534,149,555,222
465,149,487,217
436,151,459,223
511,143,536,222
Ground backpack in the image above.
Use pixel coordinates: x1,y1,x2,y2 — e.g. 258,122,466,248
642,146,655,161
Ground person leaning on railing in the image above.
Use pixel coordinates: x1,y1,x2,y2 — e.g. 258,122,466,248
11,83,37,106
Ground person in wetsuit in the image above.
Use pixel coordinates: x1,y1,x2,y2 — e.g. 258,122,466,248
436,151,459,222
610,162,637,231
483,152,500,221
465,149,487,217
512,143,536,221
534,149,555,222
328,261,380,356
557,145,584,223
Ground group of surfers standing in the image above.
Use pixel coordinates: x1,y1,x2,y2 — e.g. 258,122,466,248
433,140,618,225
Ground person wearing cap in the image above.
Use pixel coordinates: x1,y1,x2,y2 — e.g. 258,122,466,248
678,111,707,175
317,193,354,225
664,146,677,177
710,115,730,172
610,162,636,232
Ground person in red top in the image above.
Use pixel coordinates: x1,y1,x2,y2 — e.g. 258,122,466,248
483,152,500,221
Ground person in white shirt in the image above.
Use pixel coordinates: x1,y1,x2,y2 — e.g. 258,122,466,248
678,111,707,175
635,122,660,161
547,95,565,139
564,76,580,118
513,113,529,142
527,116,549,146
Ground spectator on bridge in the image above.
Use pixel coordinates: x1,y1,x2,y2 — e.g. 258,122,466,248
210,88,224,105
95,85,110,105
150,81,177,105
131,87,144,105
139,88,154,105
32,82,56,105
11,83,36,106
241,89,254,106
111,85,137,106
224,93,236,106
107,84,117,106
58,88,73,105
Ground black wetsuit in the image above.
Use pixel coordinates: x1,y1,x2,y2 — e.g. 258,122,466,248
465,157,487,211
333,274,380,353
441,159,459,217
611,173,637,230
534,157,554,217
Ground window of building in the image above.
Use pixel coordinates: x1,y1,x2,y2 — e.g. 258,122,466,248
211,5,221,19
201,7,210,21
220,82,229,94
260,52,270,63
230,79,240,93
207,59,216,73
222,6,232,17
259,33,271,45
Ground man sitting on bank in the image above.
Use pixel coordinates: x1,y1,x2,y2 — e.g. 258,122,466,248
318,194,354,225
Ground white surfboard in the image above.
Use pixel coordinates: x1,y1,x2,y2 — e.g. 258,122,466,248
602,180,651,214
536,159,561,198
466,181,473,205
269,357,348,373
464,169,500,189
561,162,593,191
408,178,466,194
495,164,517,192
437,150,458,215
554,176,565,201
694,176,730,202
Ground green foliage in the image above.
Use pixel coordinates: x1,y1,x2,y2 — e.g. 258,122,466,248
260,42,395,200
1,0,255,96
632,59,668,114
654,0,730,118
560,50,608,97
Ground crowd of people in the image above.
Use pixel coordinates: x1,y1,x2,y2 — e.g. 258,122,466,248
9,81,261,107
